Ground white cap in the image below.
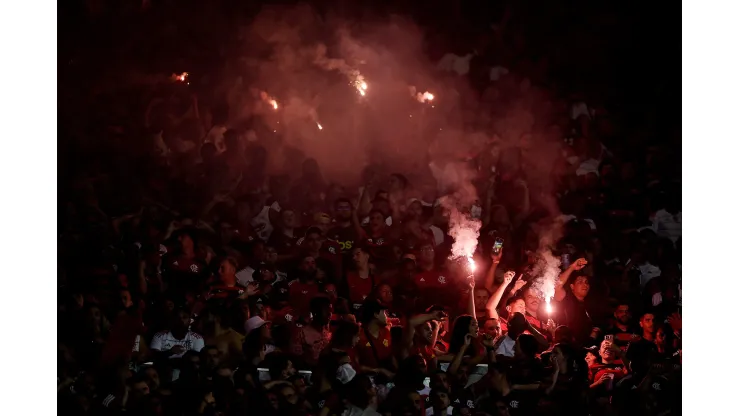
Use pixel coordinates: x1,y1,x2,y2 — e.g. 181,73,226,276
245,316,269,336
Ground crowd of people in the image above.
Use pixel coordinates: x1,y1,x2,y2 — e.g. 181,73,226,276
58,1,680,415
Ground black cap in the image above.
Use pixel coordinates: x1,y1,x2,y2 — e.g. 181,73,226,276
360,299,389,324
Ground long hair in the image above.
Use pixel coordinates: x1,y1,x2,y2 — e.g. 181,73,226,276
448,315,475,356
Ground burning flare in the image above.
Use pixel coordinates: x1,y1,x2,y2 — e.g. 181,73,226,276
260,92,279,110
467,256,476,273
416,91,435,103
353,75,368,96
172,72,189,83
317,123,323,130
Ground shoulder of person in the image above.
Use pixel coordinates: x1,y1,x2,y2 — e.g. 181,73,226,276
153,330,169,338
189,332,204,340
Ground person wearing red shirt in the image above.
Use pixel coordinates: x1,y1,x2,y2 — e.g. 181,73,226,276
342,246,376,312
355,300,396,379
403,310,447,373
286,255,322,319
412,242,454,310
589,339,628,394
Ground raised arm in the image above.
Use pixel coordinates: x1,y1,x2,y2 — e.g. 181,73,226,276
403,311,447,358
554,258,588,302
486,272,525,319
482,249,503,292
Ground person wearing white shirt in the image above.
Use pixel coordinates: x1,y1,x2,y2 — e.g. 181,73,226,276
150,309,205,359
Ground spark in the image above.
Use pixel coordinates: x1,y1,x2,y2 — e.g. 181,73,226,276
415,91,435,103
260,91,279,110
353,75,368,96
173,72,189,82
317,123,323,130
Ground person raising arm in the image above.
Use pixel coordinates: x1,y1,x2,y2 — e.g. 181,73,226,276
485,271,524,320
554,258,588,302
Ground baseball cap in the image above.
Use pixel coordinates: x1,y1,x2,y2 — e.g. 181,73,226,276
244,316,270,336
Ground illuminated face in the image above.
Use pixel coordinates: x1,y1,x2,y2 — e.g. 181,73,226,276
419,322,433,344
474,289,490,311
469,319,479,336
508,299,526,316
377,284,393,304
570,276,590,299
599,340,615,361
585,351,598,366
523,288,541,314
640,313,655,334
482,318,501,338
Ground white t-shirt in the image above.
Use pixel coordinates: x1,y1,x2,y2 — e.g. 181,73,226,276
150,331,205,358
495,336,516,358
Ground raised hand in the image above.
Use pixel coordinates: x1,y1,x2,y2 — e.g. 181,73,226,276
503,270,516,284
572,258,588,270
512,274,526,292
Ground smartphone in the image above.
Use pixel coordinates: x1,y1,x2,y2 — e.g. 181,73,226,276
604,335,614,342
492,238,504,254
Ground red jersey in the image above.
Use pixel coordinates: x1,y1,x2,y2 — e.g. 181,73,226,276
409,344,436,363
589,360,628,384
287,280,322,317
355,325,393,369
345,271,375,310
168,255,205,274
525,313,544,331
413,269,456,308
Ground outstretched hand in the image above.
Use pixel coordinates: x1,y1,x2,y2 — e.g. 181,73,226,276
512,274,526,292
571,258,588,271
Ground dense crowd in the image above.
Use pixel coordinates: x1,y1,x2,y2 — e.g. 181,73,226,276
58,2,680,416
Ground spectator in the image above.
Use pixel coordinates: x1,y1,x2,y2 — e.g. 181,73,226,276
356,299,396,379
150,308,205,360
290,296,333,367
